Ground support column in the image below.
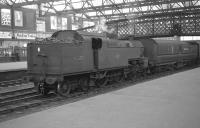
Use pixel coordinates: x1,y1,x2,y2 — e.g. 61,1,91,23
36,3,42,18
10,6,15,39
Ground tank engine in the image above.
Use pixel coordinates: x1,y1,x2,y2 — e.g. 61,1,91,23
27,30,148,96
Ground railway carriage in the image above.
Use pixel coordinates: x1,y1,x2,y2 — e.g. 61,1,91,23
185,41,200,63
139,39,198,72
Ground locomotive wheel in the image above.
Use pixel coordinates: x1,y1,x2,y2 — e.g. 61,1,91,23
128,73,136,82
114,73,124,82
79,78,89,91
95,77,108,87
57,81,71,97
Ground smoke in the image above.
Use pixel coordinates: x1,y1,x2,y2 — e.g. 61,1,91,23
95,18,114,34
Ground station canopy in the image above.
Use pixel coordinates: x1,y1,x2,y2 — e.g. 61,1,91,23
1,0,200,23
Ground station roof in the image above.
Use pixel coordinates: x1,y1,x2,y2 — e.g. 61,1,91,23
1,0,200,23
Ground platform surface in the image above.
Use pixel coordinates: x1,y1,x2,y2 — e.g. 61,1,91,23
0,62,27,72
0,68,200,128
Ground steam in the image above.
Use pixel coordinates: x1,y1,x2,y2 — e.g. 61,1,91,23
95,18,114,34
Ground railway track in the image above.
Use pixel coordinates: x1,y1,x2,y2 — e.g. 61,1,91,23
0,79,25,87
0,83,61,115
0,65,198,121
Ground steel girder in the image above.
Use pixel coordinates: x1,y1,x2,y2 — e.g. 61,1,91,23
2,0,200,38
78,9,200,39
0,0,200,21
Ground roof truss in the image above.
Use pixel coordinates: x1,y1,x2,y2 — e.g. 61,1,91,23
0,0,200,22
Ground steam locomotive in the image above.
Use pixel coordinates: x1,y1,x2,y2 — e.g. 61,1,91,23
27,30,200,96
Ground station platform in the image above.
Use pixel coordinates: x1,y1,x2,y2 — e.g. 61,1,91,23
0,62,27,82
0,62,27,72
0,67,200,128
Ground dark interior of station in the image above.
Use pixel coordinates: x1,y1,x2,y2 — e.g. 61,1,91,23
0,0,200,62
